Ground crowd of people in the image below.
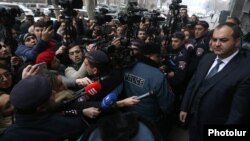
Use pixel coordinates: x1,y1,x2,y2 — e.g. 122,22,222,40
0,5,250,141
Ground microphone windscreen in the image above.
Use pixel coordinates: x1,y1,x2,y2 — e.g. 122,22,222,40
101,92,117,109
84,81,102,96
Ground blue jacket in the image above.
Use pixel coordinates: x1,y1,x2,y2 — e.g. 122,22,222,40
15,40,48,62
122,58,174,122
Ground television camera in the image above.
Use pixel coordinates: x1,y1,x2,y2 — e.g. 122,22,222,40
163,0,187,42
58,0,83,48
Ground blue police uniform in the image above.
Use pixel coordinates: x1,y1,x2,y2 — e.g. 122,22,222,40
122,57,174,140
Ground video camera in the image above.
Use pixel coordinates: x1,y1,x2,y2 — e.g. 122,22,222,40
59,0,83,11
58,0,83,19
58,0,83,48
94,8,113,25
103,45,137,69
82,38,109,46
162,0,188,43
118,1,147,25
142,10,165,23
169,0,187,13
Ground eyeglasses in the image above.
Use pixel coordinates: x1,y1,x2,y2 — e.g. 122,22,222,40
25,36,36,42
0,72,11,82
69,50,81,55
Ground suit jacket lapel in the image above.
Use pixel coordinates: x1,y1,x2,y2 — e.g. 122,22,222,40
201,53,241,93
192,54,216,94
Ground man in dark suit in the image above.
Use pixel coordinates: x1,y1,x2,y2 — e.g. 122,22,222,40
179,22,250,141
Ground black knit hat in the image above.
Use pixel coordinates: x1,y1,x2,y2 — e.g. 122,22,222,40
18,33,36,44
85,50,109,64
23,33,36,41
10,75,52,110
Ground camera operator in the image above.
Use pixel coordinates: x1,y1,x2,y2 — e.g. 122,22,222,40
190,14,199,28
139,18,151,31
91,25,103,40
83,19,97,38
179,8,189,29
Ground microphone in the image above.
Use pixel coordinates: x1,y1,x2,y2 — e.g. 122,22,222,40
77,81,102,102
136,91,154,100
84,81,102,96
101,92,118,109
62,81,102,104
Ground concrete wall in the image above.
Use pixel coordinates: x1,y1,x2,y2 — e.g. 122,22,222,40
240,0,250,33
229,0,250,33
230,0,244,17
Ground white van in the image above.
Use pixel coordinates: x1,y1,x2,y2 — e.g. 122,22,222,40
25,3,48,13
0,2,34,16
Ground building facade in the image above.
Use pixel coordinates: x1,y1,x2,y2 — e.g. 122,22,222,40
229,0,250,33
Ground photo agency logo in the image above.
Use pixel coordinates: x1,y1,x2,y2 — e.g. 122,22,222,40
204,125,250,141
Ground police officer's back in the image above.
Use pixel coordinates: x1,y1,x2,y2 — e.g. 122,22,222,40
122,43,174,140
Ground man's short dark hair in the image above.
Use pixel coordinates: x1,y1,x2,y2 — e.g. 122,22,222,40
227,16,241,25
215,22,241,39
172,31,185,40
33,20,46,28
66,42,82,54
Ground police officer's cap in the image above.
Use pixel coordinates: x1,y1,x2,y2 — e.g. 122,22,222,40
196,20,209,29
10,75,52,110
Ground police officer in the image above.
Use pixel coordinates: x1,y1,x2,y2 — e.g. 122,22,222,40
187,20,210,82
120,42,174,141
167,31,189,100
